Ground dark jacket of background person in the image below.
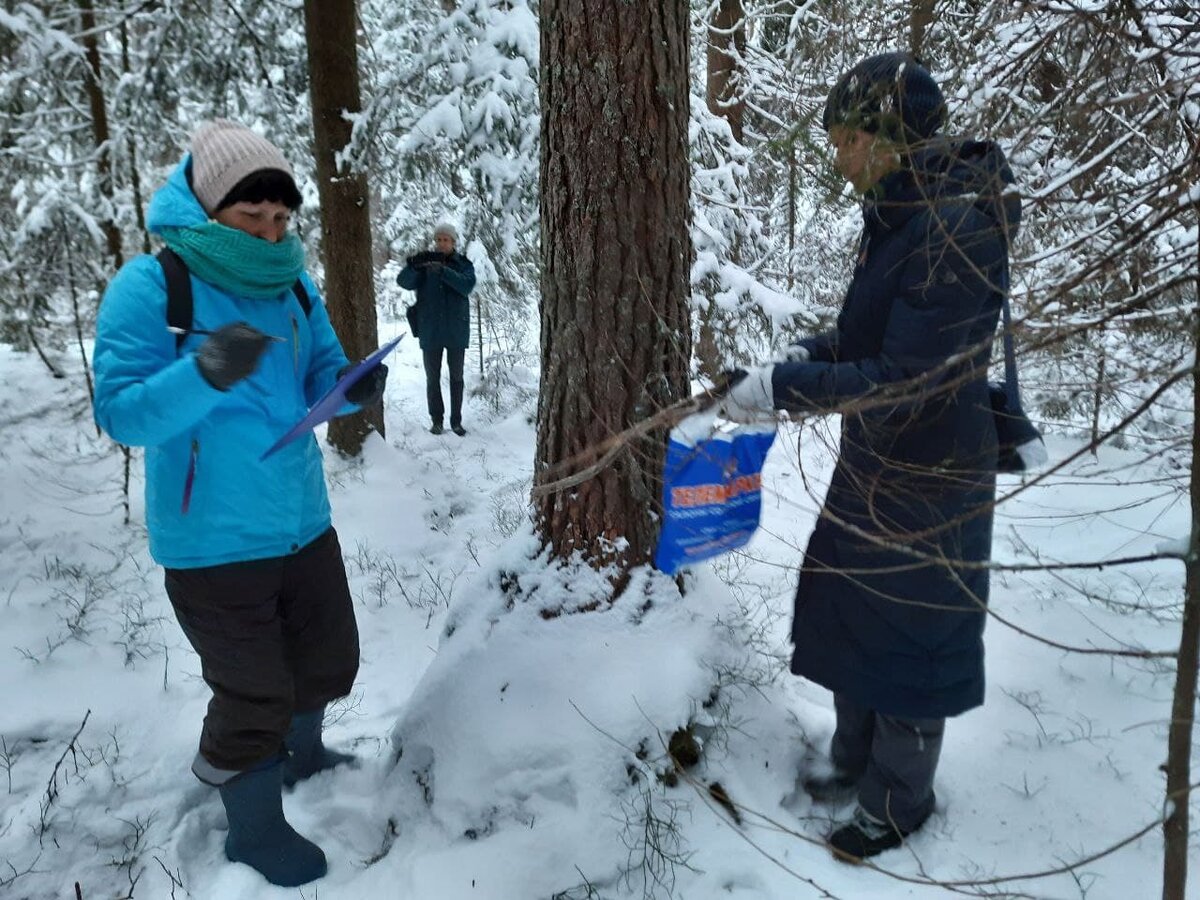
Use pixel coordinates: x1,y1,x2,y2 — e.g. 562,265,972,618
398,251,476,351
777,139,1021,719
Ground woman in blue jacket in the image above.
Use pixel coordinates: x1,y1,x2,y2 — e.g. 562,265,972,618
720,54,1020,861
93,120,385,887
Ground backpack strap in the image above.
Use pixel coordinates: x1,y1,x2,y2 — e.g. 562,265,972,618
157,248,312,355
291,277,311,316
157,248,193,353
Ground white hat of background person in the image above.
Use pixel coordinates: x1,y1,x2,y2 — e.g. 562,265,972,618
433,221,459,243
190,119,294,216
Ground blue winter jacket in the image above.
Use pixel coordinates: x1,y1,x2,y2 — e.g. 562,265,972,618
779,140,1021,718
93,159,350,569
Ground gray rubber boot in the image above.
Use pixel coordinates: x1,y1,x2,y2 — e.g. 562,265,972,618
218,759,327,886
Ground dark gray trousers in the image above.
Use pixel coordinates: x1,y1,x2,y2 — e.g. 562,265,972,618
831,693,944,831
164,527,359,783
423,346,466,427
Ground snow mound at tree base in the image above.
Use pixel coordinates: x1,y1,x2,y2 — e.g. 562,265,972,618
384,528,756,895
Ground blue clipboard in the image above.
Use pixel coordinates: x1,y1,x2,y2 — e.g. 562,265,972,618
260,334,404,461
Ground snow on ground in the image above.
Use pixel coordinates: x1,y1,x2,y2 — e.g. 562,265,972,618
0,328,1194,900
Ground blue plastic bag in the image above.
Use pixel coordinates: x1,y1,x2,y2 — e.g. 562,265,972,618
654,412,776,574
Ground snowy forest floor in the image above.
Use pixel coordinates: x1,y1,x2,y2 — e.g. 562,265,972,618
0,323,1193,900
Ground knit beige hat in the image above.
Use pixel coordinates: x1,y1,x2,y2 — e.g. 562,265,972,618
190,119,293,215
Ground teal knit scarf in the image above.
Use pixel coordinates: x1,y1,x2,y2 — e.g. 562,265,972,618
159,222,306,299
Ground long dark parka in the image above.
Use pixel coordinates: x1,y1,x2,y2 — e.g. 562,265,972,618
776,140,1021,719
397,252,476,351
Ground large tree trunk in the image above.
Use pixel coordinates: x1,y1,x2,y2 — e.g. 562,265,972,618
303,0,382,454
536,0,693,573
706,0,746,141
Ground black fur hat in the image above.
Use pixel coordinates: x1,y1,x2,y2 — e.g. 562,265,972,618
216,169,302,212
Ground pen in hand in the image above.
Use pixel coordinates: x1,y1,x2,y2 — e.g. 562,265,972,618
168,326,285,343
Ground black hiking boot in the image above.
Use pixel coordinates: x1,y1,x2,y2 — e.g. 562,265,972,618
451,423,467,437
430,422,443,435
828,805,929,863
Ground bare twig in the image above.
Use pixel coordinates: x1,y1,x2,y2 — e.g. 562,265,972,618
38,709,91,843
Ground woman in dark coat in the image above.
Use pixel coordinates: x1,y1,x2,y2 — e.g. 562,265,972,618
720,53,1021,860
398,222,477,435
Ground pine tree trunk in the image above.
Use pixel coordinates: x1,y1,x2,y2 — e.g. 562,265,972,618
303,0,381,455
787,143,797,292
120,19,150,255
706,0,746,142
476,293,484,376
909,0,936,58
1162,212,1200,900
536,0,692,572
78,0,123,270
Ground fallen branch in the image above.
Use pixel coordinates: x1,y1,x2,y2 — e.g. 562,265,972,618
38,709,91,844
532,380,733,499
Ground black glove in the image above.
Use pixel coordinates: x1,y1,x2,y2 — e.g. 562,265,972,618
424,260,445,273
196,322,272,391
342,363,388,406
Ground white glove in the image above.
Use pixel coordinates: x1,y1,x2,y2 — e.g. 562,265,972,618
774,343,811,364
716,365,776,424
1016,437,1048,471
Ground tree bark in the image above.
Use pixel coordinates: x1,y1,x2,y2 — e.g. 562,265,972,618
77,0,123,270
1159,65,1200,892
536,0,693,572
303,0,382,454
476,292,484,376
909,0,937,59
120,18,150,255
706,0,746,141
1162,168,1200,900
787,142,797,292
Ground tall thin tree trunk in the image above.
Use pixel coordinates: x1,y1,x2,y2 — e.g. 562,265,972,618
706,0,746,141
910,0,936,59
120,19,150,255
61,225,98,434
694,299,723,382
1162,187,1200,900
1090,328,1106,453
20,270,66,379
787,143,797,293
536,0,692,573
77,0,123,270
476,292,484,376
122,446,132,523
303,0,382,454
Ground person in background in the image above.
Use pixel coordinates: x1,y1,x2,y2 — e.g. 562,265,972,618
719,53,1020,861
398,222,476,436
93,119,386,887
